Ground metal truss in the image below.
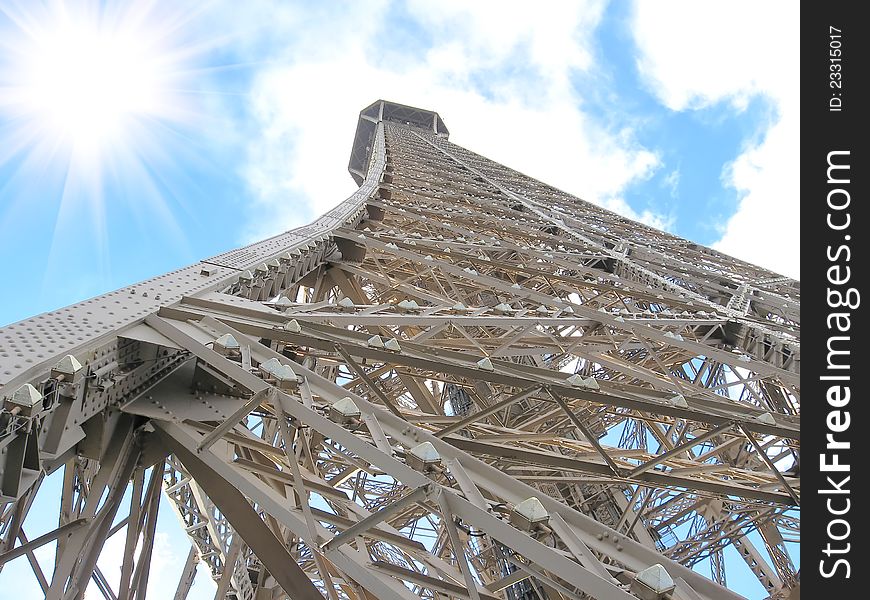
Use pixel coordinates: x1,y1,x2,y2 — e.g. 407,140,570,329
0,100,799,600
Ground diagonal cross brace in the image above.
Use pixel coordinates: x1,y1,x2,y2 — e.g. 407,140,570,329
320,483,434,553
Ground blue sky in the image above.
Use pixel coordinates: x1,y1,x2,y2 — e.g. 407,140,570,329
0,1,798,598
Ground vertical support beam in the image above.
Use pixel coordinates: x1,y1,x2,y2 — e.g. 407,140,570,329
46,420,138,600
67,451,140,600
118,467,146,600
212,536,242,600
130,462,164,600
436,491,481,600
91,566,119,600
173,546,199,600
56,459,77,563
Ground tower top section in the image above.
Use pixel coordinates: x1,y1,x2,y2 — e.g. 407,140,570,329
348,100,448,184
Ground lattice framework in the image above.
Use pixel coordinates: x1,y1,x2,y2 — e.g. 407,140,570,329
0,100,799,600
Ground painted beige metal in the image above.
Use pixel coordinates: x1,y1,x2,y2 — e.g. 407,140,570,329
0,101,798,600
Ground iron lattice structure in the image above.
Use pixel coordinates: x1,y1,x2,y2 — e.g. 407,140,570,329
0,101,799,600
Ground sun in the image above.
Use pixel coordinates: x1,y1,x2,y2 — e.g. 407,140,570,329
23,21,163,153
15,11,173,164
1,2,191,169
0,1,217,289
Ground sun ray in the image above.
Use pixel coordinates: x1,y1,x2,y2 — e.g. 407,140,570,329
0,0,258,314
0,0,240,287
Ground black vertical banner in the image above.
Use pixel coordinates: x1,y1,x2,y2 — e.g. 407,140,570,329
802,3,867,598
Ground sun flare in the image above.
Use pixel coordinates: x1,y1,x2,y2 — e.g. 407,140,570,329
23,22,163,151
1,2,194,169
0,0,218,291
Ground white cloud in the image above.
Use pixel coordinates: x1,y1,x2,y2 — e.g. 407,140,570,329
631,0,800,279
663,168,680,198
233,0,665,242
404,0,604,76
603,196,674,232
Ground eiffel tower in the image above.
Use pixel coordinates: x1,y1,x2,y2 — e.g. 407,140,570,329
0,100,799,600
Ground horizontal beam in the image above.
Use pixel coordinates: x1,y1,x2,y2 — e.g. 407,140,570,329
157,306,799,440
444,436,795,505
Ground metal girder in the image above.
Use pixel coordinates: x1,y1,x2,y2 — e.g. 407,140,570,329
173,546,199,600
154,313,748,599
0,519,86,567
0,101,799,600
157,427,323,600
